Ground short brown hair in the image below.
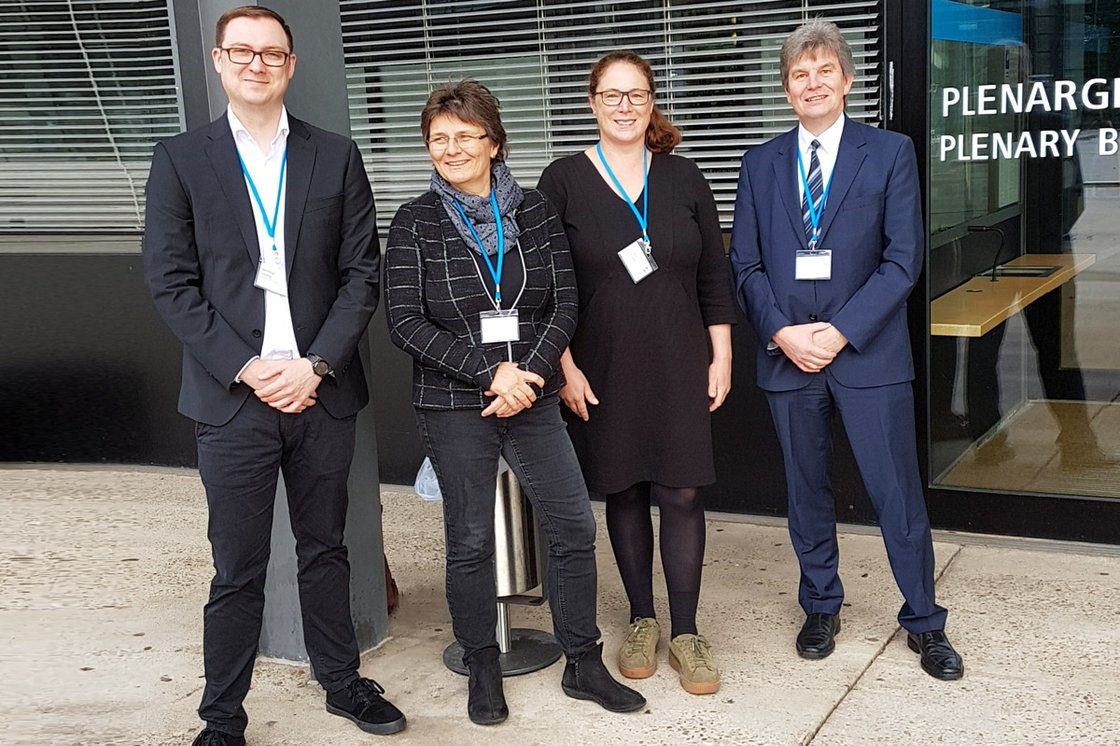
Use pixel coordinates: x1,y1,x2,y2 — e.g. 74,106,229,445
588,51,681,154
780,19,854,90
216,5,293,52
420,80,508,161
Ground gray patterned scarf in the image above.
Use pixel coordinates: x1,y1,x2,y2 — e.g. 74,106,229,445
431,160,522,256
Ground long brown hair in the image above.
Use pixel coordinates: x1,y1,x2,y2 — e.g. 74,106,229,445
588,51,681,153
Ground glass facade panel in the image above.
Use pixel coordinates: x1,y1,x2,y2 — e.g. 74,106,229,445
928,0,1120,499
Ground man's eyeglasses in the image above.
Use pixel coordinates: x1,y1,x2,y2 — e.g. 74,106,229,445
221,47,291,67
594,89,652,107
426,133,489,152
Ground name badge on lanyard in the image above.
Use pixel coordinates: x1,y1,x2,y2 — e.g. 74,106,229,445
454,193,521,343
797,143,834,282
480,309,519,343
795,249,832,280
618,238,657,282
597,142,658,283
243,149,289,296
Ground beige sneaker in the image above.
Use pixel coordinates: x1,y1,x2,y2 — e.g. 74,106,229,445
669,633,720,695
617,617,660,679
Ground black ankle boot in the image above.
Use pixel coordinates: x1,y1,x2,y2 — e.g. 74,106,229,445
466,647,508,725
561,642,646,713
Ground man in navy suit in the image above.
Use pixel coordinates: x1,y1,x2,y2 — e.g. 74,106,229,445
729,20,963,680
142,6,406,743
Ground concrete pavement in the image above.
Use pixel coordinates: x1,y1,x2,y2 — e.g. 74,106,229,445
3,466,1119,745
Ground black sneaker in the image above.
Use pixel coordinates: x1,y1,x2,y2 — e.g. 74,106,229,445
191,729,245,746
325,677,407,735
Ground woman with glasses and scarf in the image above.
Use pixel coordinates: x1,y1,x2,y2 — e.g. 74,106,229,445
538,52,736,696
385,79,645,726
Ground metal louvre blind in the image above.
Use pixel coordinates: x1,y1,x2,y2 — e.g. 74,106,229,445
0,0,183,233
340,0,881,234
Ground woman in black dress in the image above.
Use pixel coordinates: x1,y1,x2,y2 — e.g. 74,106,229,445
386,80,645,725
538,51,736,695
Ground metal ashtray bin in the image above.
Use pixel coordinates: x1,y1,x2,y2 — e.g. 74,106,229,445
443,462,562,676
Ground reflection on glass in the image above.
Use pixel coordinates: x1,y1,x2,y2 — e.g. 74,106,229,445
928,0,1120,499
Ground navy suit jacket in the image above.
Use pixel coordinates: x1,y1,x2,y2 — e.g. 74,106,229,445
142,114,379,426
729,117,924,393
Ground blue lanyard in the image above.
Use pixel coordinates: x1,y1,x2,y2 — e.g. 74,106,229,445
453,190,505,304
238,149,288,260
596,142,649,244
796,144,834,248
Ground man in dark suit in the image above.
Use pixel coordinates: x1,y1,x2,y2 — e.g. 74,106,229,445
729,20,963,680
142,6,406,743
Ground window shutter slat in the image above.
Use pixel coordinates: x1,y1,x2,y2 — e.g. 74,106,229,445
0,0,182,233
340,0,881,235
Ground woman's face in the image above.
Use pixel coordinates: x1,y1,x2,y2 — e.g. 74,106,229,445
427,113,499,196
589,62,653,148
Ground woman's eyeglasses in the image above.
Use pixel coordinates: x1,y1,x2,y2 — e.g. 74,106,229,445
594,89,652,106
426,133,489,152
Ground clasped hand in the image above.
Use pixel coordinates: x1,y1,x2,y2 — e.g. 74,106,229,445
482,362,545,418
242,358,320,414
774,322,848,373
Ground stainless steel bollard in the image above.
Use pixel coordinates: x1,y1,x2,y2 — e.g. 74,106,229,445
493,465,542,597
443,461,562,676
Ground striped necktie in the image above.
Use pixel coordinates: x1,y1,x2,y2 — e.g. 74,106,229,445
802,139,823,241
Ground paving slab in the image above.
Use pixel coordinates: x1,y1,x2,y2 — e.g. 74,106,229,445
2,467,1118,746
814,545,1120,746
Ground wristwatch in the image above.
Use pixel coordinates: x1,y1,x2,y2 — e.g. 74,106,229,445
306,353,333,378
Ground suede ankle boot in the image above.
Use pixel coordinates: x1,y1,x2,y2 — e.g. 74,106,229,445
561,642,646,713
466,647,508,725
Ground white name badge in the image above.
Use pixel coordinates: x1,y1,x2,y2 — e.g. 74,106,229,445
253,256,287,296
617,238,658,283
795,249,832,281
480,309,520,343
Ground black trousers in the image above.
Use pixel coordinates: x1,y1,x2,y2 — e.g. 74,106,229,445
416,399,601,664
195,395,360,736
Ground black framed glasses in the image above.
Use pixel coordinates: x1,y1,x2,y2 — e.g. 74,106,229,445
221,47,290,67
426,132,489,152
594,88,652,106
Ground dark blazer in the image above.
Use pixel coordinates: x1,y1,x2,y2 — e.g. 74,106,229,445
729,118,924,392
143,114,379,426
384,188,577,410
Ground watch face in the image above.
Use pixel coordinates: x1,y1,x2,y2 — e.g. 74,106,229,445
312,359,330,376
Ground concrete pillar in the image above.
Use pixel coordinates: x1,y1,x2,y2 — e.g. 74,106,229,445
169,0,389,664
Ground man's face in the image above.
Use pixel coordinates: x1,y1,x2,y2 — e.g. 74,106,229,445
212,16,295,114
784,49,852,133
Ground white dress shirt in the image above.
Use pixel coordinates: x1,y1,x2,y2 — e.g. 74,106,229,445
228,106,300,368
797,114,846,205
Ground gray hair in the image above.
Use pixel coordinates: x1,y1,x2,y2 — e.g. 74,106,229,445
780,19,855,89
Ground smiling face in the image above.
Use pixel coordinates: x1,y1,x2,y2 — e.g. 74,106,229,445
427,113,499,196
589,61,653,148
212,16,295,117
784,49,853,135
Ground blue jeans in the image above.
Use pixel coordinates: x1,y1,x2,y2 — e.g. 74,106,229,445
416,398,601,663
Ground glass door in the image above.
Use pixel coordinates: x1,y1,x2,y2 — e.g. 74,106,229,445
927,0,1120,500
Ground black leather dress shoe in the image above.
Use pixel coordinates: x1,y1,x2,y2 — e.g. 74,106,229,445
796,613,841,660
467,647,508,725
907,630,964,680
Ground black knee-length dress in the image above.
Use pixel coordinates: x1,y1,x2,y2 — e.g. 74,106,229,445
538,152,737,494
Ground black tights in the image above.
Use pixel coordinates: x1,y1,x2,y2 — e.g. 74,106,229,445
604,481,706,639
